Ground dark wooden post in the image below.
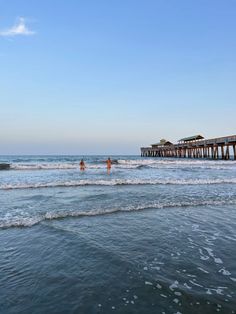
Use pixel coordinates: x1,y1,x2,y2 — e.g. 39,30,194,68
221,145,225,159
225,145,230,160
233,145,236,160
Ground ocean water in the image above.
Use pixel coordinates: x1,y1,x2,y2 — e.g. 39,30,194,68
0,155,236,314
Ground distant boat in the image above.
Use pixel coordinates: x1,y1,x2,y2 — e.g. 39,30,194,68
0,163,10,170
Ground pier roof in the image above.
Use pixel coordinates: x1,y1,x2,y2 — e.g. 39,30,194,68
151,139,173,147
178,135,204,142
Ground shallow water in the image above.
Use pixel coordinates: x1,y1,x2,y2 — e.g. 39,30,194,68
0,155,236,313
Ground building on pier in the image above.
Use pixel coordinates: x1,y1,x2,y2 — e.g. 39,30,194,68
178,135,204,143
141,134,236,160
151,139,173,148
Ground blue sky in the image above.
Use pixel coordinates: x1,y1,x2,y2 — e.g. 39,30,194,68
0,0,236,154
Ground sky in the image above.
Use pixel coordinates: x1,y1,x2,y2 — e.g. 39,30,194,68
0,0,236,155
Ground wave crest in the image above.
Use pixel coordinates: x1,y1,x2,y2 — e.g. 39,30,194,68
1,178,236,190
1,199,236,229
9,158,236,171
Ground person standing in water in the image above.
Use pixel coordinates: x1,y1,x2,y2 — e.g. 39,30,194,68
106,157,112,174
79,159,86,171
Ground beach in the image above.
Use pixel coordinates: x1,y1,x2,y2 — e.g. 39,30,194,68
0,155,236,313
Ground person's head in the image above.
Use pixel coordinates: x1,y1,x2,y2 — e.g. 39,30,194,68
108,157,110,160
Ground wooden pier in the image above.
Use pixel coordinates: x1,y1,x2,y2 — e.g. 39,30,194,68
141,135,236,160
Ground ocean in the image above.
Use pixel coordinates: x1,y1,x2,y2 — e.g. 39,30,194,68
0,155,236,314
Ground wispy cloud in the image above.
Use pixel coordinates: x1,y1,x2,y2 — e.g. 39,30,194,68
0,17,35,37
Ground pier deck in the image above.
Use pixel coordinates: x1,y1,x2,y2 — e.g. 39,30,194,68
141,135,236,160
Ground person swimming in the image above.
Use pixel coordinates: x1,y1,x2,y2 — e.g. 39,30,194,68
79,159,86,171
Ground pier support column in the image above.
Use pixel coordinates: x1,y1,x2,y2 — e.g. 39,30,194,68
197,148,200,158
225,145,230,160
203,147,206,158
233,145,236,160
201,148,204,158
213,146,217,159
221,146,225,160
215,146,219,159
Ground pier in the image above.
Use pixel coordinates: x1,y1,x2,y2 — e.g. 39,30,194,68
141,135,236,160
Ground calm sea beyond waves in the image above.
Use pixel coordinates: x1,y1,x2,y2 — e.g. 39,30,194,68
0,155,236,314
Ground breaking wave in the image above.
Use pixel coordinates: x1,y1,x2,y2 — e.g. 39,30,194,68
1,199,236,229
11,163,94,170
10,163,142,170
1,178,236,190
117,159,236,170
9,158,236,171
